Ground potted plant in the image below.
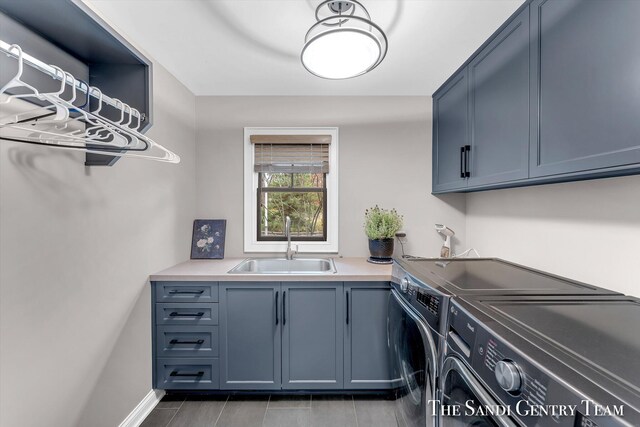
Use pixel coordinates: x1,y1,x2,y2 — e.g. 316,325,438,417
364,205,403,261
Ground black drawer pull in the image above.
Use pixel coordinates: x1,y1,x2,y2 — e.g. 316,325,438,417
464,145,471,178
169,370,204,377
169,339,205,345
346,291,349,325
283,291,286,326
169,311,205,317
169,289,204,295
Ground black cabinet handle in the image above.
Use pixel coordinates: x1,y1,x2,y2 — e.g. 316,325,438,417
464,145,471,178
169,312,204,317
275,291,279,325
170,370,204,377
169,289,204,295
346,291,349,325
460,146,465,178
283,291,286,326
170,339,205,345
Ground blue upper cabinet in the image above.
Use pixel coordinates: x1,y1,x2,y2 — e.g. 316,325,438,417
468,7,530,187
433,0,640,193
432,69,470,192
529,0,640,177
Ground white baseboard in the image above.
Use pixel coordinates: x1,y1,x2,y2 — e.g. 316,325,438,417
119,389,166,427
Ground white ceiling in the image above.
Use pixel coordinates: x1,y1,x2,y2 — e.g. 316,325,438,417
87,0,522,96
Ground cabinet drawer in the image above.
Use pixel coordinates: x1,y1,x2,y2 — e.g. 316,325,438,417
156,326,219,358
156,358,219,390
156,303,218,325
155,282,218,303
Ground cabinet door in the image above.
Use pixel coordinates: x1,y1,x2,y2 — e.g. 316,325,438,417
530,0,640,177
432,69,469,192
468,7,530,187
219,282,281,390
282,282,343,390
344,283,395,389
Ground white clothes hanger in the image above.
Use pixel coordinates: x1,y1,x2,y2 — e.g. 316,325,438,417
0,41,180,163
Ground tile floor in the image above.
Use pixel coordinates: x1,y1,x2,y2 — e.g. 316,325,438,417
141,394,397,427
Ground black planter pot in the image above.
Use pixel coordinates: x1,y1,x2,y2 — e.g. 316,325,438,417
368,238,394,259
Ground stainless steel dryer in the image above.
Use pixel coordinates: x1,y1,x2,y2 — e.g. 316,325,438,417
389,258,620,427
442,295,640,427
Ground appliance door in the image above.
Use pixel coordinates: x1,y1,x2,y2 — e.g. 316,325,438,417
389,289,439,427
440,357,518,427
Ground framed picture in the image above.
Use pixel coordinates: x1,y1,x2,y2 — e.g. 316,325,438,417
191,219,226,259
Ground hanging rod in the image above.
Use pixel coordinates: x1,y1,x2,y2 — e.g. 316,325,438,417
0,39,144,121
0,41,180,163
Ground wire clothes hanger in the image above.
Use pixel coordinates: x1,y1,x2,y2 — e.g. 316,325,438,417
0,42,179,163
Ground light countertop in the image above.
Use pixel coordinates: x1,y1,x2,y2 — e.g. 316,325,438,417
150,257,393,282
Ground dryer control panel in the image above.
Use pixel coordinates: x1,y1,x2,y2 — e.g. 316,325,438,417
392,263,444,334
445,299,591,427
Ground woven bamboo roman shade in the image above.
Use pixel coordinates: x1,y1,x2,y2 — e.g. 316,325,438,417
251,134,331,174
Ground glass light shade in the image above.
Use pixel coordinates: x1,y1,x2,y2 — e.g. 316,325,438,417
302,30,381,79
302,3,388,81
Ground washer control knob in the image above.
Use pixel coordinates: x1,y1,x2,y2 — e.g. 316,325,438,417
495,360,522,393
400,277,410,293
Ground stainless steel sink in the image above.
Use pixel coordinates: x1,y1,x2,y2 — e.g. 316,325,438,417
228,258,337,274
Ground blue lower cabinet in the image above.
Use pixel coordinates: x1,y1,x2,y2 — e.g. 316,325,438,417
344,283,395,389
219,282,281,390
153,280,394,391
156,358,219,390
282,282,344,390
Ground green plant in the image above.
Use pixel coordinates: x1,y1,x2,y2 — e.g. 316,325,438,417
364,205,403,240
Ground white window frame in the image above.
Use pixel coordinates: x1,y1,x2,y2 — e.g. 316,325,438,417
244,127,339,253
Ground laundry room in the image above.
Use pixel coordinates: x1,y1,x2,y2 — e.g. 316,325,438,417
0,1,638,427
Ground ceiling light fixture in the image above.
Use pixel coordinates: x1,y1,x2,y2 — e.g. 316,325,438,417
301,0,388,80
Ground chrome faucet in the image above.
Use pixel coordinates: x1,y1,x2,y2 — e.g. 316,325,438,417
285,216,297,260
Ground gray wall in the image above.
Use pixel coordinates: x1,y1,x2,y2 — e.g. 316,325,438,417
3,67,635,427
0,63,196,427
195,96,640,298
195,96,467,259
466,176,640,297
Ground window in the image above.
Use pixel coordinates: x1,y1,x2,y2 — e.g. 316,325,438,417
244,128,338,253
258,172,326,241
